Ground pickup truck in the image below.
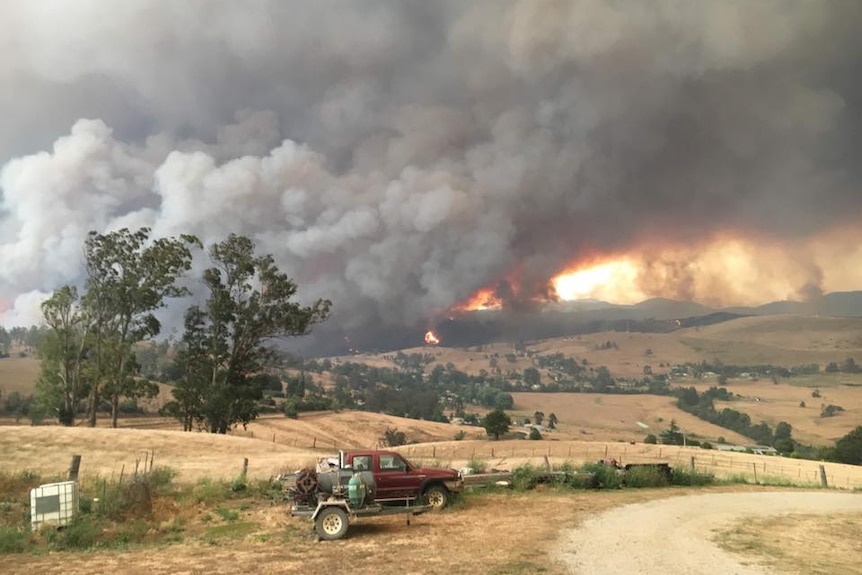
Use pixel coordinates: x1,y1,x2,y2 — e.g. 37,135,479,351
341,450,463,510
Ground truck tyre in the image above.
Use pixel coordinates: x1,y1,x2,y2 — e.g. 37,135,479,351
424,484,449,510
315,507,349,540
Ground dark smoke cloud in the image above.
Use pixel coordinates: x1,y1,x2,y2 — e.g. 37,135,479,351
2,0,862,348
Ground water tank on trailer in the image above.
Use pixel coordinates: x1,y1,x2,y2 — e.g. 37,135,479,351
30,480,79,531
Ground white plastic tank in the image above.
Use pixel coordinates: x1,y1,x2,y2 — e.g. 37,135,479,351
30,480,79,531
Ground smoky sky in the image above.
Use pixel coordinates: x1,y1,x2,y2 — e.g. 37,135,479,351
2,0,862,337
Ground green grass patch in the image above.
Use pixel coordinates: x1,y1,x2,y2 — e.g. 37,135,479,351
202,521,258,544
215,506,240,522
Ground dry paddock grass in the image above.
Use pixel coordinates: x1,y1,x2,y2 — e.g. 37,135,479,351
2,426,862,574
2,486,766,575
4,426,862,489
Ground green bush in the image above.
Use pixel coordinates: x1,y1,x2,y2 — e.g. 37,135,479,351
580,463,623,489
670,468,714,486
623,466,669,488
511,464,541,490
644,434,657,444
0,525,28,553
47,516,101,550
467,457,488,474
147,467,177,495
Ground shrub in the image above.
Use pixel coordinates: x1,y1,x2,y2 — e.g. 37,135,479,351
454,430,466,441
528,427,543,440
670,468,714,486
622,466,669,488
147,466,176,495
511,464,541,490
820,404,845,418
467,457,488,474
0,526,28,553
47,516,101,550
580,463,623,489
644,434,657,444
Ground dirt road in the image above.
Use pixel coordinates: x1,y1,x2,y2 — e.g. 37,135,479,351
557,491,862,575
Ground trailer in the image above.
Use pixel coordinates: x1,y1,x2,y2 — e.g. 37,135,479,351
292,498,430,540
286,463,431,540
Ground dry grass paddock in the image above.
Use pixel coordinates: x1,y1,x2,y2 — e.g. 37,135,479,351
2,426,862,575
4,425,862,489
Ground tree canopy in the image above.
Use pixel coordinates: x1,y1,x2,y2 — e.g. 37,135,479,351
37,228,197,426
482,408,511,440
163,234,331,433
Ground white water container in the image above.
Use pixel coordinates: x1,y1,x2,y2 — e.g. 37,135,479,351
30,480,79,531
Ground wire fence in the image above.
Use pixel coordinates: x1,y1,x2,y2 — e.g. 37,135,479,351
225,428,862,490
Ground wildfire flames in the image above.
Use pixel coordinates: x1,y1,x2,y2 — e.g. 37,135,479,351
450,288,504,312
424,330,440,345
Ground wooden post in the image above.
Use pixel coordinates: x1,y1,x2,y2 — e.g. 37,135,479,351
543,455,551,471
604,445,608,458
752,462,758,483
313,437,317,449
819,464,828,487
241,457,249,479
690,456,695,472
433,446,436,458
68,455,82,480
150,450,155,472
491,448,495,458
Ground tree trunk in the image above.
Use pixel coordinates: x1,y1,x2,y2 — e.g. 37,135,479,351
87,386,99,427
110,394,119,428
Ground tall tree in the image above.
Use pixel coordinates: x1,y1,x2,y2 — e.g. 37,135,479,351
82,228,198,427
37,286,90,425
166,234,330,433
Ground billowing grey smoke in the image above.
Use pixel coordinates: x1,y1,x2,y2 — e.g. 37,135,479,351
2,0,862,349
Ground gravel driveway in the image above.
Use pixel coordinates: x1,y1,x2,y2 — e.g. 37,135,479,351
557,491,862,575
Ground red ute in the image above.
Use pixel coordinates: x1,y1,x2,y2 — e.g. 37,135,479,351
342,450,463,510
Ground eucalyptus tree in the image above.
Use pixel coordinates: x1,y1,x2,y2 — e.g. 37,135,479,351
38,286,89,425
165,234,331,433
81,228,199,426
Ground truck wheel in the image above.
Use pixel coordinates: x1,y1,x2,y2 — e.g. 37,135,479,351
315,507,349,540
424,485,449,510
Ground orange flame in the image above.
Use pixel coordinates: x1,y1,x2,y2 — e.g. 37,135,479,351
450,288,504,312
424,330,440,345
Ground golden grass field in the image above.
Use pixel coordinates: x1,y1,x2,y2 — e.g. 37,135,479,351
3,424,862,574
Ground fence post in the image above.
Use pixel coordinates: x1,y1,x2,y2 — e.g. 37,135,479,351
68,455,82,480
752,462,758,483
241,457,249,479
690,456,695,472
819,464,828,487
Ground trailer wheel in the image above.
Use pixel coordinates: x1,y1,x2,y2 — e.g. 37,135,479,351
315,507,349,540
424,484,449,510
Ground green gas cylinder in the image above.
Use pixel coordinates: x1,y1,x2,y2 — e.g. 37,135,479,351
348,473,366,507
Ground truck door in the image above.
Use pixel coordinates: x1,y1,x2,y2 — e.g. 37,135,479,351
373,453,415,502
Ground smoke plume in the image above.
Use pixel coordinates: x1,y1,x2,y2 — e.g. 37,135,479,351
2,1,862,349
